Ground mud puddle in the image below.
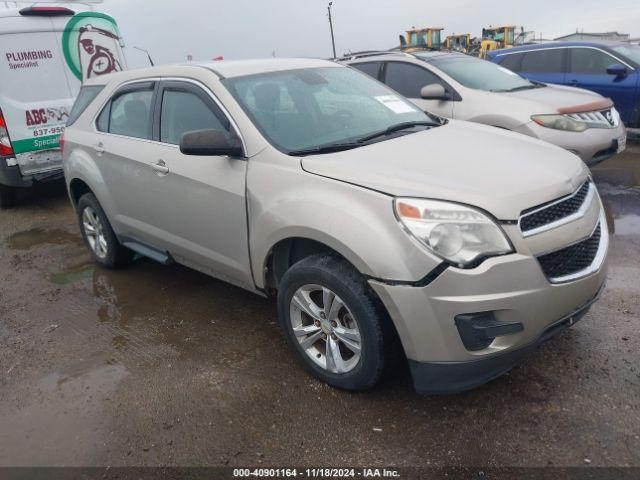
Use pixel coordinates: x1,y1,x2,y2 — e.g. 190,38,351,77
4,228,83,250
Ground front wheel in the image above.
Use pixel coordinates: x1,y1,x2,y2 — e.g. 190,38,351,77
277,254,395,391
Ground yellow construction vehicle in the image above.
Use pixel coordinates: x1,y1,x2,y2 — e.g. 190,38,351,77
444,34,471,53
399,27,444,51
477,25,523,58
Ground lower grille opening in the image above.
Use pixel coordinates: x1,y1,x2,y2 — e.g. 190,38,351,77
537,224,601,280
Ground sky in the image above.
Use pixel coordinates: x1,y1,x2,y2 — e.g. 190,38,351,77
69,0,640,67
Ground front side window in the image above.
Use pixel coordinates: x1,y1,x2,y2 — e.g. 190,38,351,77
160,88,229,145
429,56,538,92
569,48,618,74
223,67,432,154
384,62,444,98
520,49,565,73
97,85,154,140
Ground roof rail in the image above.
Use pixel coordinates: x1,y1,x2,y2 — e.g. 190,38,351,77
337,50,410,61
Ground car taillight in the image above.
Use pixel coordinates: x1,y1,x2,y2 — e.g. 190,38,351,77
59,133,65,155
0,109,14,157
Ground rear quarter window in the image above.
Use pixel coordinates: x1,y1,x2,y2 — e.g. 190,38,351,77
67,86,104,126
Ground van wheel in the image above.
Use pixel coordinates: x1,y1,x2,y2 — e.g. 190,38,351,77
77,193,133,268
0,187,17,209
277,254,395,391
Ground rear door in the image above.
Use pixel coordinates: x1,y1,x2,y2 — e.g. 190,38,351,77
381,61,455,118
518,48,567,85
151,80,251,286
93,81,178,251
566,47,638,122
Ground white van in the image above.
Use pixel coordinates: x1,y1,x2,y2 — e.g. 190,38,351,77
0,4,126,207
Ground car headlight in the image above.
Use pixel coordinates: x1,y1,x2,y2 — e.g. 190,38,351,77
531,114,588,132
394,198,513,268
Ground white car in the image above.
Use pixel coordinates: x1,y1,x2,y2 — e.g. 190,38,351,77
342,51,627,165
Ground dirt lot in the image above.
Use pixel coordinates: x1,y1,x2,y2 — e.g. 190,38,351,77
0,147,639,470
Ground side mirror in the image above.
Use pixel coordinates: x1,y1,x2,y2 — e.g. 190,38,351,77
606,64,628,77
420,83,449,100
179,129,243,157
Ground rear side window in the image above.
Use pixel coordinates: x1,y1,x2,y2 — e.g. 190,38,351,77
498,53,523,72
96,83,154,140
384,62,444,98
67,86,103,126
520,49,565,73
569,48,617,74
351,62,382,79
160,89,229,145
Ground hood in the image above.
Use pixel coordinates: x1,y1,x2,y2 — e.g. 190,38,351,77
301,121,588,220
501,83,609,113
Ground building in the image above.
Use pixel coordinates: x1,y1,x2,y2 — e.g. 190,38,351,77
555,31,630,42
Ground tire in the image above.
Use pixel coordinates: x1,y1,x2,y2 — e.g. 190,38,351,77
77,193,133,268
0,187,17,209
277,254,397,391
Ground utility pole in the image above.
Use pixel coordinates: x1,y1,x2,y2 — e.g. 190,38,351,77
327,2,337,58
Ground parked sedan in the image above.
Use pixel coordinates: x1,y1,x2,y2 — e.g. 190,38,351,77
343,51,627,165
487,42,640,129
62,59,607,394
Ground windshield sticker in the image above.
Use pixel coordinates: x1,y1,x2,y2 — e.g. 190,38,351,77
374,95,417,114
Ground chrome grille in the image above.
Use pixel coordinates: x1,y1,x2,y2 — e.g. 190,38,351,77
567,108,619,128
519,180,593,236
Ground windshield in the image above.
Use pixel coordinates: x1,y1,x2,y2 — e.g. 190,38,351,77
611,45,640,66
222,67,432,153
429,56,538,92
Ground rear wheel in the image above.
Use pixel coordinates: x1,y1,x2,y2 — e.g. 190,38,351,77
277,254,396,391
77,193,133,268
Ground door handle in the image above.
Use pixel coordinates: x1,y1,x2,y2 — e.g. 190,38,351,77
151,160,170,175
93,142,105,155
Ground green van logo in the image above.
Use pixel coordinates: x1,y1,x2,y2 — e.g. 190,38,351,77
62,12,123,81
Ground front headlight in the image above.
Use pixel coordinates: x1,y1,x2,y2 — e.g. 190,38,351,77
531,114,588,132
394,198,513,268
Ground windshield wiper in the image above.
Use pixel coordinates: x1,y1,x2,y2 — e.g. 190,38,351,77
494,83,545,93
356,121,435,144
288,142,362,156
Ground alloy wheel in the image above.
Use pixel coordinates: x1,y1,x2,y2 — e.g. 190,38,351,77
82,206,108,259
289,284,362,374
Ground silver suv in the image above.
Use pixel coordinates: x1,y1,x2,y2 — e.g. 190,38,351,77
342,51,627,165
62,59,608,394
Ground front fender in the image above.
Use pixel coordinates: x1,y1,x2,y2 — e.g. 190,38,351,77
247,156,440,290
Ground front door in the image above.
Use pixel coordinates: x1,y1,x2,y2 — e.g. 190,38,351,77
151,80,252,287
566,47,638,123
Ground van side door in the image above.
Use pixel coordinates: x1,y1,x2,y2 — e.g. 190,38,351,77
151,80,252,288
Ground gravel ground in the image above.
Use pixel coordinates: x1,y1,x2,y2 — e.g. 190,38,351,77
0,147,639,470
